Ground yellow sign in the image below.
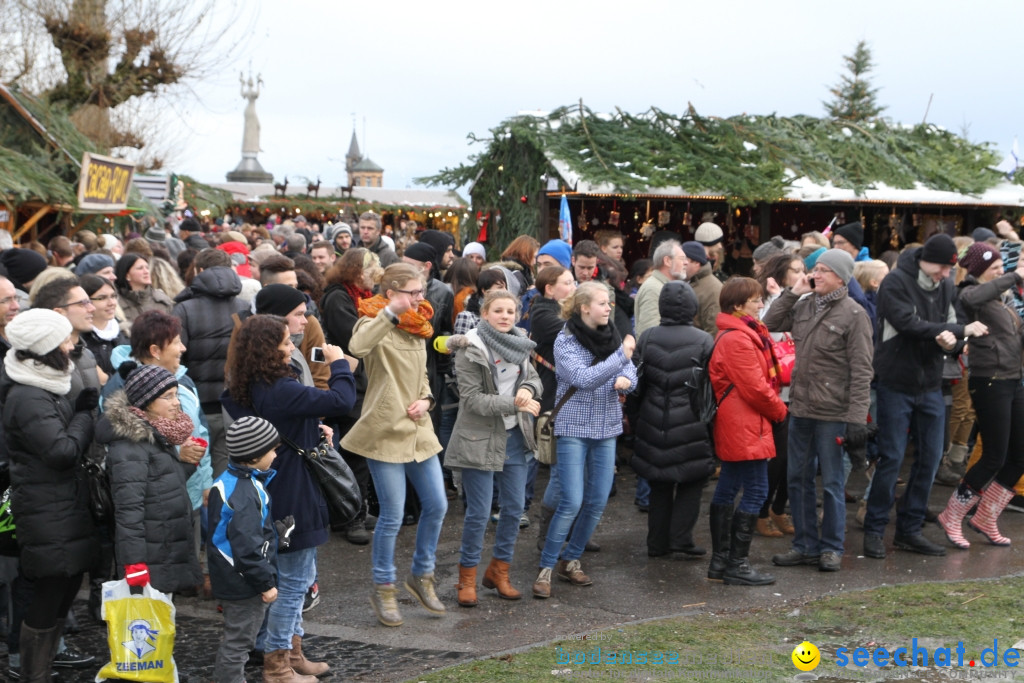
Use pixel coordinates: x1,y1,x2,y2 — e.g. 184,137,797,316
77,153,135,212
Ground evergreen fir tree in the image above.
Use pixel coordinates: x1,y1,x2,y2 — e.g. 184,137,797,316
824,40,886,121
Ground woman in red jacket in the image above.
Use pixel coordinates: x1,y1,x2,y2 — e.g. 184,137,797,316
707,277,788,586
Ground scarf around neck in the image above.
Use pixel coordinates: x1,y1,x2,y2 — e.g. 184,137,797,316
476,320,536,365
565,313,622,362
344,282,373,310
358,294,435,339
3,350,72,395
92,317,122,341
732,312,783,392
128,406,195,446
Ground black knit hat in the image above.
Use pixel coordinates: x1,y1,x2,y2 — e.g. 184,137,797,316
254,284,307,317
834,222,864,250
124,364,178,409
920,234,959,266
0,248,47,290
226,416,280,463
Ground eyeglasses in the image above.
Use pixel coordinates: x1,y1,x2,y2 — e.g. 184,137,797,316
154,392,179,402
57,298,93,309
90,294,117,303
0,297,14,306
396,289,424,297
746,298,764,305
811,266,834,275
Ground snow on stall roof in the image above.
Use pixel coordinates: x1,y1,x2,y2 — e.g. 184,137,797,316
210,182,466,207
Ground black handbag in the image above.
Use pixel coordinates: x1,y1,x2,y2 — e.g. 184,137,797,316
83,448,114,525
276,430,363,528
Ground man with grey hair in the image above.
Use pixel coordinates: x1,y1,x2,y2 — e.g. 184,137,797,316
282,233,306,260
355,211,398,267
634,239,689,337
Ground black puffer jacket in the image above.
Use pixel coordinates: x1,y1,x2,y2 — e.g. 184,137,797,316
0,371,96,579
528,295,564,413
630,281,716,484
173,267,248,405
96,391,201,593
81,327,130,376
321,283,368,414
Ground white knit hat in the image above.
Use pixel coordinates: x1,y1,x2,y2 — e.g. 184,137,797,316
5,309,72,354
694,222,724,246
462,242,487,260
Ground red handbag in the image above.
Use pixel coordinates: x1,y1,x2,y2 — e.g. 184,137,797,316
773,333,796,386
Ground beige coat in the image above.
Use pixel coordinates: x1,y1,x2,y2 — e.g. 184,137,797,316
340,313,441,463
689,263,723,336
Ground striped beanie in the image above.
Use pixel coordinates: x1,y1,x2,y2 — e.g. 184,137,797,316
124,364,178,409
226,416,280,463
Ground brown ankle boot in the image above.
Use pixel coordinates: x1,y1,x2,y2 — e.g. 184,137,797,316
288,635,329,676
456,564,478,607
263,648,317,683
481,557,522,600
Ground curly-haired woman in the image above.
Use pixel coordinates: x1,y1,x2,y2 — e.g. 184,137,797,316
223,314,356,679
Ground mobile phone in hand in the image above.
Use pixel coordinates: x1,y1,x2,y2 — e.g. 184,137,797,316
310,347,325,363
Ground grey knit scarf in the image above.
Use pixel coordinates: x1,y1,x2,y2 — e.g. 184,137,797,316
476,320,536,365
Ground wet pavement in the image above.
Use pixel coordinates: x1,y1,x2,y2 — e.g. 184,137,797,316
9,460,1024,682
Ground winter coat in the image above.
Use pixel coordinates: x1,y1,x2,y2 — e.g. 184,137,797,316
0,371,96,579
356,237,398,267
69,341,102,404
96,391,201,593
631,283,715,484
101,348,213,510
688,263,723,336
425,277,455,388
207,464,278,601
762,288,873,423
222,360,356,552
957,272,1024,380
118,286,175,329
552,328,637,441
528,296,564,413
874,247,966,394
81,327,129,376
173,267,248,405
320,283,368,414
341,313,442,463
444,330,541,471
634,269,672,338
709,313,788,462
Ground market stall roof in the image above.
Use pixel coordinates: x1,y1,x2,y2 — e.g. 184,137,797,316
424,102,1023,208
211,182,466,208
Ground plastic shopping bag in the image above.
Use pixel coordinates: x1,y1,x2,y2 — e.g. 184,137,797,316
95,578,178,683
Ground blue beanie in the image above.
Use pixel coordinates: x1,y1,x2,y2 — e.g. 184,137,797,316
537,239,572,268
804,247,827,271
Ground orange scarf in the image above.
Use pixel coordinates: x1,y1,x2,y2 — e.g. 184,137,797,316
358,294,435,338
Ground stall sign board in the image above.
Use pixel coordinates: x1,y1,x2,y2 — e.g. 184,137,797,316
77,153,135,212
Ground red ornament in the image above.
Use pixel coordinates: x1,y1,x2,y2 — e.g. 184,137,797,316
520,195,528,204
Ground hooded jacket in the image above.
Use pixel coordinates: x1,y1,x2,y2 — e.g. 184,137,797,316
0,369,95,579
207,463,278,601
96,391,201,593
173,266,249,405
631,283,716,483
709,313,788,462
874,247,966,394
444,330,541,471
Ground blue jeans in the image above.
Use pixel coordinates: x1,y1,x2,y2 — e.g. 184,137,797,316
459,427,530,567
711,460,768,514
864,385,945,537
541,463,562,510
540,437,616,568
366,456,448,585
256,546,316,652
788,417,847,555
635,476,651,506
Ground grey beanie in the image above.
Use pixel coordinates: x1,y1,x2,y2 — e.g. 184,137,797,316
815,248,855,284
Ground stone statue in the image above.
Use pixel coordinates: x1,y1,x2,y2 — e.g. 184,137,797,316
241,72,262,154
226,70,273,183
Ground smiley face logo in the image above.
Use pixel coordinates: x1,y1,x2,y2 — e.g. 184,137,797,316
791,641,820,671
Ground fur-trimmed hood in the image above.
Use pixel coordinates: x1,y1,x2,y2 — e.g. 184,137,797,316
96,390,156,446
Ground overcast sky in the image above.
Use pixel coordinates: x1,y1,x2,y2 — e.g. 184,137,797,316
172,0,1023,190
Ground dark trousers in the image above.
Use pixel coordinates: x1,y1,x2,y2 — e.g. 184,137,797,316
760,419,789,517
335,414,371,521
711,460,769,514
647,478,707,554
24,573,82,630
964,377,1024,492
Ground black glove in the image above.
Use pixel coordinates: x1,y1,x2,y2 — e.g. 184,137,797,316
275,515,295,550
843,422,871,471
74,387,100,413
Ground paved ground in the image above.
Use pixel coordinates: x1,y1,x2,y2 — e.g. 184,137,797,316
9,460,1024,682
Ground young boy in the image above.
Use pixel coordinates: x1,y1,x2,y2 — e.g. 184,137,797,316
208,416,281,683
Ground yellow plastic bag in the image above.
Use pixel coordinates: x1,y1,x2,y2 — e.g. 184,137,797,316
95,579,178,683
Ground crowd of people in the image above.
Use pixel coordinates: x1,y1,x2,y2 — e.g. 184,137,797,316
0,210,1021,681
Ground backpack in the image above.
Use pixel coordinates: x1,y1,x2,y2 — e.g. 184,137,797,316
684,329,735,431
